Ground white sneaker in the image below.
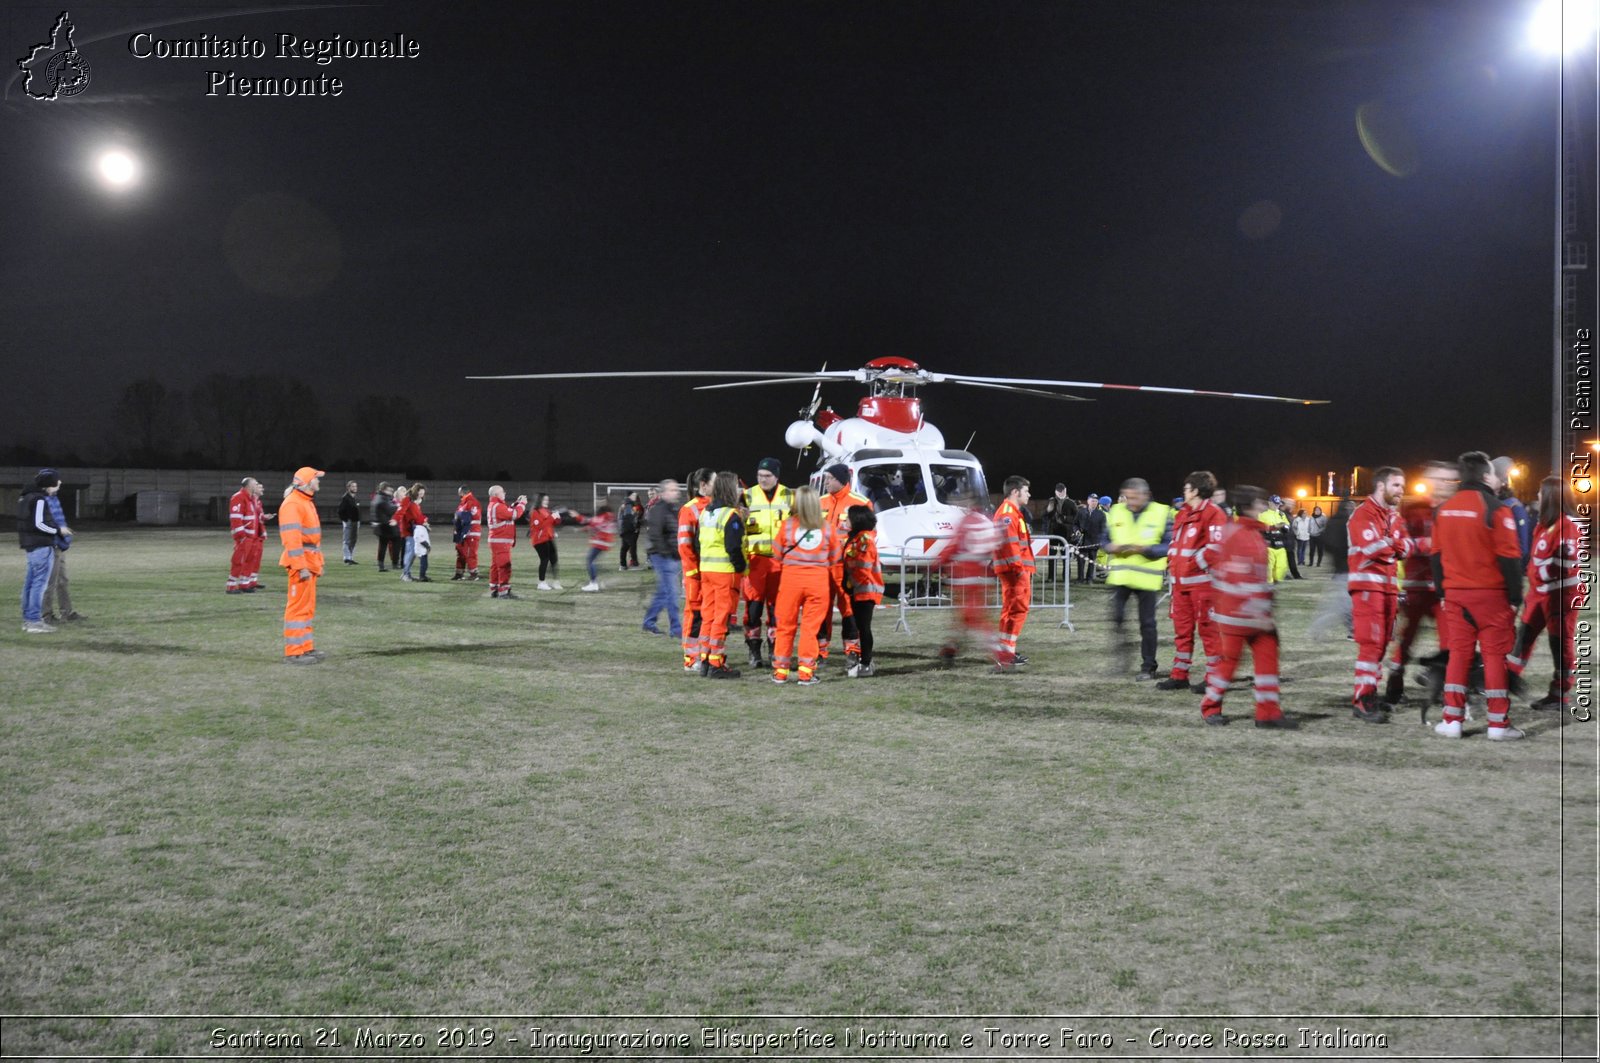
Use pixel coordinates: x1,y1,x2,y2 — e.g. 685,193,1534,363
536,581,553,591
23,620,57,633
551,581,564,590
580,581,600,592
1486,725,1526,741
858,662,875,677
1433,719,1463,738
846,663,861,678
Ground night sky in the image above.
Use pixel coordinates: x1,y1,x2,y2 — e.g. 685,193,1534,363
2,0,1569,497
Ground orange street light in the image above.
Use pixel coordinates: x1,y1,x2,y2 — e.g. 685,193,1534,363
1295,488,1307,499
1413,481,1429,494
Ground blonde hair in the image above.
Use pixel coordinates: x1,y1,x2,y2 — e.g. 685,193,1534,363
394,485,409,501
791,485,823,530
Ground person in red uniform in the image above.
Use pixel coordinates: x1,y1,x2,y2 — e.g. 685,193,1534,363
1385,460,1458,707
528,494,562,590
992,475,1035,672
678,468,714,673
484,485,529,599
452,485,483,581
817,464,870,667
1158,470,1226,692
1347,465,1414,722
1433,451,1525,740
227,477,272,593
934,484,999,667
1507,475,1586,711
1197,485,1296,728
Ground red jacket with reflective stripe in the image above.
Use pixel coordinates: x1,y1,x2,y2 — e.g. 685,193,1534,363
1209,517,1274,631
844,530,884,603
485,498,526,546
456,493,482,538
1347,497,1413,595
1169,500,1226,586
1397,498,1438,593
992,499,1035,573
1528,514,1585,606
1435,483,1520,592
229,488,266,541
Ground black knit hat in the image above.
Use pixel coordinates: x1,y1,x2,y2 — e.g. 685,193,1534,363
35,469,61,489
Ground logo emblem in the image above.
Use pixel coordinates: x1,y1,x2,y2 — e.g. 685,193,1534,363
18,12,91,100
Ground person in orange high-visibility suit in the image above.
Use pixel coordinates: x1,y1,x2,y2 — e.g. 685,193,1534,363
678,468,714,673
695,471,747,678
771,485,849,685
842,504,883,678
991,475,1036,672
818,463,869,666
278,467,326,664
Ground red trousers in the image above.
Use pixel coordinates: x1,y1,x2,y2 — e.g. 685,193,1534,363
1509,593,1580,695
697,571,740,667
1199,624,1282,722
1351,590,1398,703
1168,583,1219,682
455,535,480,575
1390,592,1445,668
489,542,513,591
772,569,830,680
944,570,992,654
283,573,317,658
229,536,264,590
742,554,782,641
997,569,1032,663
1441,589,1516,729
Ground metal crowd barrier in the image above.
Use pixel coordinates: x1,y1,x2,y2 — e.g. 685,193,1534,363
892,534,1076,635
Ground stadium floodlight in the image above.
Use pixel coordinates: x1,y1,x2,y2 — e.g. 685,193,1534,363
1528,0,1597,55
95,149,139,190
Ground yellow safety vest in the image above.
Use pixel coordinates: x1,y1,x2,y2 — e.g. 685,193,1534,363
698,504,739,574
1105,501,1171,591
1260,508,1289,583
742,483,792,557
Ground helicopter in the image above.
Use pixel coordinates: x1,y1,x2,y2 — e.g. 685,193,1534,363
468,357,1327,564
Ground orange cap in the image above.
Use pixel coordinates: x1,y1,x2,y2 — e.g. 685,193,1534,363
293,466,326,485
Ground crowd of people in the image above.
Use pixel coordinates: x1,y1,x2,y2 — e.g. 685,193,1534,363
13,452,1586,734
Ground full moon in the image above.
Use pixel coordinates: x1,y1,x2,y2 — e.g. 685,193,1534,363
96,150,139,189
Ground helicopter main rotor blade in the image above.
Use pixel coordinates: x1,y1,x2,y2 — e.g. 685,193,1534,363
694,376,851,391
948,380,1092,402
466,370,857,382
938,373,1328,405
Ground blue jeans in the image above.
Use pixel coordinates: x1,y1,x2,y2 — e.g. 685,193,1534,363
644,555,682,634
22,546,55,623
586,547,602,583
402,537,416,577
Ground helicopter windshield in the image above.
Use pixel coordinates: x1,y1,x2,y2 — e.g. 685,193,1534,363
857,462,987,511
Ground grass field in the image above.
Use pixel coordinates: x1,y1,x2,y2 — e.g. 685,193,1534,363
2,527,1595,1059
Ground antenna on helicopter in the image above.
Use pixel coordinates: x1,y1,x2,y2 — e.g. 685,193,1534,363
799,362,827,421
963,431,977,452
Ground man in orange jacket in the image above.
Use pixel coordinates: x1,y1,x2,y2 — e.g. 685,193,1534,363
678,468,714,672
278,467,326,664
992,475,1035,671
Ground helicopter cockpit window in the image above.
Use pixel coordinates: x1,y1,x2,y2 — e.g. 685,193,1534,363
855,463,987,509
856,464,925,510
929,464,987,506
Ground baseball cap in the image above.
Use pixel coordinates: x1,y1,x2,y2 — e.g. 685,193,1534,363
292,466,327,485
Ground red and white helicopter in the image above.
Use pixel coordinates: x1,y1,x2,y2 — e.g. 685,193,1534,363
470,358,1326,563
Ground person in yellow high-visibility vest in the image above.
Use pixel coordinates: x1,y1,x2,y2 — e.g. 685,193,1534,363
1259,498,1290,583
1102,477,1173,680
696,471,747,679
741,457,792,668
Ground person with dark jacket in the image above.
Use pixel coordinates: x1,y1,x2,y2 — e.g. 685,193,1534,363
1308,499,1356,639
18,470,67,633
371,482,399,571
1074,495,1107,582
617,491,644,570
642,479,683,636
1042,483,1079,582
337,481,361,564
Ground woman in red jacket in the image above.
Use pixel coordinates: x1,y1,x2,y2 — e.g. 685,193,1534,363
528,494,562,590
1507,476,1587,711
843,505,883,677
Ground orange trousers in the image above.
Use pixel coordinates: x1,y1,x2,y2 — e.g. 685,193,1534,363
697,571,739,667
772,569,830,679
682,572,702,667
284,573,317,658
